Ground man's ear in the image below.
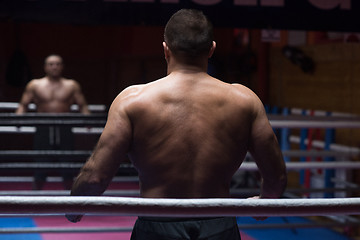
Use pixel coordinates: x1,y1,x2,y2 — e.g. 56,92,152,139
208,41,216,58
163,42,170,62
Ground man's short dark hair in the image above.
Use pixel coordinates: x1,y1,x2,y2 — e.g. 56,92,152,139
164,9,213,61
44,54,63,65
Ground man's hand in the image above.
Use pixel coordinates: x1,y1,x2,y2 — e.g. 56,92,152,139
247,196,267,221
65,214,83,223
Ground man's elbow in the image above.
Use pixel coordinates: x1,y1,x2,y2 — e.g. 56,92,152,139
273,166,288,197
15,106,25,114
278,172,287,195
72,175,109,196
81,106,91,115
82,167,110,187
274,170,287,197
73,166,110,195
261,172,287,199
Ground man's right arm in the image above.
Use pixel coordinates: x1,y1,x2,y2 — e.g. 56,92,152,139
248,95,287,199
16,81,35,114
66,91,133,223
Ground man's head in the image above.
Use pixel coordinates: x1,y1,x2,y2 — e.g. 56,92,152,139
164,9,214,64
44,54,63,79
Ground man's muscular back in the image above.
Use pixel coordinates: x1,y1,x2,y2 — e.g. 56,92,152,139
122,72,259,198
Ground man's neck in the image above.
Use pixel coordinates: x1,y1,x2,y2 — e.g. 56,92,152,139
167,60,208,75
46,76,62,82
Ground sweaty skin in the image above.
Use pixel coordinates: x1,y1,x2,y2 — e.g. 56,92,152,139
120,73,284,199
16,55,89,114
67,41,286,222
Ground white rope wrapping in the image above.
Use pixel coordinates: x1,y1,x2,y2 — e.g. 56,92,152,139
268,115,360,129
240,161,360,171
0,196,359,217
0,110,359,129
269,119,360,128
1,150,357,159
1,161,359,171
0,102,106,112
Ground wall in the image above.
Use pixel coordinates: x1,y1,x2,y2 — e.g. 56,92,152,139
269,43,360,114
0,22,169,105
0,21,241,107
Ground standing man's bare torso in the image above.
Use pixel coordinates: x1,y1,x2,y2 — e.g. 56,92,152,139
18,77,85,113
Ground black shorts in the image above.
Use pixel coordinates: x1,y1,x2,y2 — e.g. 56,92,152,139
33,126,74,181
130,217,241,240
34,126,73,150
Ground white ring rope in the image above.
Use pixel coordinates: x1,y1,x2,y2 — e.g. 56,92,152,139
0,102,106,112
1,187,359,197
0,176,139,183
0,196,359,217
0,111,359,129
2,119,359,129
268,115,360,129
0,226,133,234
269,119,360,128
281,150,359,158
0,150,357,158
240,161,360,171
0,190,140,196
0,161,359,171
0,126,103,135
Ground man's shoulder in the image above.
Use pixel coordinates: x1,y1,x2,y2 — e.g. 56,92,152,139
62,78,77,84
118,78,165,99
30,77,45,83
112,81,163,113
230,83,258,99
228,83,264,113
27,78,45,88
60,78,82,89
116,84,148,104
230,82,250,91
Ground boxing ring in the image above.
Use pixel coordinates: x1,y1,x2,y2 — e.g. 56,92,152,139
0,106,360,237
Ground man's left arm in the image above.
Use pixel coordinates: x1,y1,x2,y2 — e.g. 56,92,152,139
73,81,90,114
66,95,132,222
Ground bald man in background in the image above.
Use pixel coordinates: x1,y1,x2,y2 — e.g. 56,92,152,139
17,54,90,190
